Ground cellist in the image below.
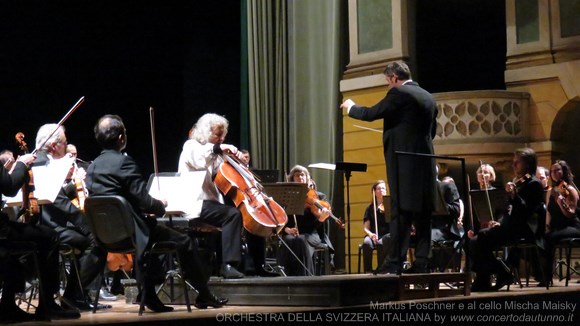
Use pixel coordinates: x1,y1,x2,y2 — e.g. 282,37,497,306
178,113,269,279
279,165,335,276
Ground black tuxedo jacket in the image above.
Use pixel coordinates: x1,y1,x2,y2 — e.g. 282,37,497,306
349,81,438,216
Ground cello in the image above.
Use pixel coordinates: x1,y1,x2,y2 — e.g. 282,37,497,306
214,154,288,237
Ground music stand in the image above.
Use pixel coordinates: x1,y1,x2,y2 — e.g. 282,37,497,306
261,182,312,276
309,161,367,273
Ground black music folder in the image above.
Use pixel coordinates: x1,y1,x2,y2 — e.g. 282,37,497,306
469,188,507,224
261,182,308,215
252,169,282,183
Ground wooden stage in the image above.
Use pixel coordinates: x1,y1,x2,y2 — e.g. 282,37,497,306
13,273,580,325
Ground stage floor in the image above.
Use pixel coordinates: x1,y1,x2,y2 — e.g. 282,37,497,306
13,275,580,325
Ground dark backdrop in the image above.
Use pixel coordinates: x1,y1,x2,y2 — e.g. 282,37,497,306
0,1,242,177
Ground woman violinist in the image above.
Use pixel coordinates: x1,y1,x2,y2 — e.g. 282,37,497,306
279,165,335,276
541,160,580,286
361,180,392,273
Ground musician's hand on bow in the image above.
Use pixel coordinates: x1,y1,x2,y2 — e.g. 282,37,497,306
488,220,501,228
370,233,379,244
17,154,36,167
285,227,299,237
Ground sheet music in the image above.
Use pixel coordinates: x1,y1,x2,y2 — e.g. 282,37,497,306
5,156,74,207
148,171,206,217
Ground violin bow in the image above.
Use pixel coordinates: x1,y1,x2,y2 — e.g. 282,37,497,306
32,96,85,155
372,187,378,240
149,107,161,192
480,160,495,222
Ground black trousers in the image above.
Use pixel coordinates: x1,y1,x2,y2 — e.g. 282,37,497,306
199,200,243,265
1,221,60,302
385,210,431,272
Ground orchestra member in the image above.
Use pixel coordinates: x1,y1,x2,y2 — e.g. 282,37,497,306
341,61,437,274
178,113,268,278
87,114,227,311
536,166,550,191
0,152,80,322
361,180,391,273
476,163,496,190
469,148,544,291
34,124,109,311
240,149,250,168
279,165,335,276
431,168,463,272
541,160,580,286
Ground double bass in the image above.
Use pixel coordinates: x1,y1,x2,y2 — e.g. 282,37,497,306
214,154,287,237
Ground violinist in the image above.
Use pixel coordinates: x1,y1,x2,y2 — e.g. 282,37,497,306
88,114,227,310
361,180,392,273
469,148,544,292
66,143,91,170
279,165,335,276
0,149,81,321
541,160,580,287
178,113,259,279
33,123,111,311
476,163,497,190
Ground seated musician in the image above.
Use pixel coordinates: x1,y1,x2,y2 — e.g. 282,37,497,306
178,113,271,278
0,151,80,321
87,114,227,311
541,160,580,286
431,168,463,272
469,148,544,291
34,124,109,311
476,163,497,190
279,165,335,276
361,180,392,273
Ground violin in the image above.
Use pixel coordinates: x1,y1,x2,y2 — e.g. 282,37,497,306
14,132,40,223
557,180,570,198
70,158,88,211
305,188,345,229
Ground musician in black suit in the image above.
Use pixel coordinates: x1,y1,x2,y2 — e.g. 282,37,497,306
341,61,438,274
469,148,544,291
0,153,80,321
86,114,227,311
33,123,108,310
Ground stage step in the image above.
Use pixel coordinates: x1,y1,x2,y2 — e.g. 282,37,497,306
158,273,469,307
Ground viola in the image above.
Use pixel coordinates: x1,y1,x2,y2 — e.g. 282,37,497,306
214,154,288,237
305,188,345,229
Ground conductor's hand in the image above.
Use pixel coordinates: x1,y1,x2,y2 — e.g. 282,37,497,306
340,99,355,111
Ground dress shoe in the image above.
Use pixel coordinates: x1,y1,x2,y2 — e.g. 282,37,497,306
493,271,515,290
194,293,229,309
143,294,174,313
221,264,244,279
470,281,493,292
71,298,112,311
39,302,81,320
100,288,118,301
